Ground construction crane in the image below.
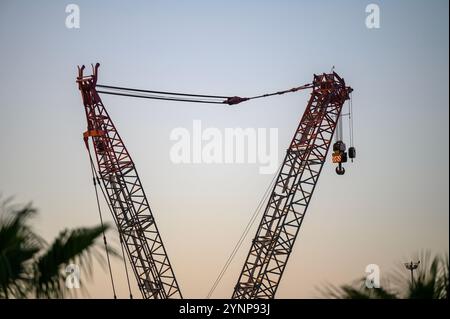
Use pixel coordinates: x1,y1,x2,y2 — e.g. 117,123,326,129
77,63,355,299
232,72,353,299
77,64,182,299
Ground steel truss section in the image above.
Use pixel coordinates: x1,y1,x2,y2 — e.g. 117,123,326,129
232,72,352,299
77,64,182,299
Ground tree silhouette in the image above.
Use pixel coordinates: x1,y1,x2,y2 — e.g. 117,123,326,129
0,197,117,298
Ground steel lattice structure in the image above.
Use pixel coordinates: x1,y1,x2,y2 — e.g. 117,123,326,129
77,64,182,299
232,72,352,299
77,64,353,300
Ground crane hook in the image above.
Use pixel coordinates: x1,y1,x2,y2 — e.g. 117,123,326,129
336,163,345,175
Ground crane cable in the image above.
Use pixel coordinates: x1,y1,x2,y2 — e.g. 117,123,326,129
86,139,135,299
349,92,355,147
119,234,134,299
96,83,314,106
87,150,118,299
93,171,134,299
87,149,134,299
206,162,283,299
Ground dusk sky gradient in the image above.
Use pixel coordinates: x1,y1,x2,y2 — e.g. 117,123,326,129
0,0,448,298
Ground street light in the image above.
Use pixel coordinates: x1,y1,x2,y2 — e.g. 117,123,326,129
404,261,420,287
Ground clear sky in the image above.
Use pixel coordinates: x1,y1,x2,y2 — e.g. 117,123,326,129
0,0,448,298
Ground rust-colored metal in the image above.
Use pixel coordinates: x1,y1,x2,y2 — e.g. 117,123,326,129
232,72,352,299
77,63,182,299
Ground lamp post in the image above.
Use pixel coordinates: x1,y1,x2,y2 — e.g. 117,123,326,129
404,261,420,287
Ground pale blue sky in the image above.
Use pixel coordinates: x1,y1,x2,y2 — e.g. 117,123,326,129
0,0,448,298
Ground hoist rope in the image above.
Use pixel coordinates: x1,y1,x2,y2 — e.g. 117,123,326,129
119,235,134,299
87,151,134,299
206,162,283,299
245,83,314,100
95,176,134,299
96,90,227,105
97,84,229,99
96,83,313,106
87,152,117,299
94,173,134,299
349,92,355,147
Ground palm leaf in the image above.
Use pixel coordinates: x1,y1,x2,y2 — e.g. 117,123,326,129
33,224,117,298
321,251,449,299
319,278,398,299
0,203,42,298
437,254,449,299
